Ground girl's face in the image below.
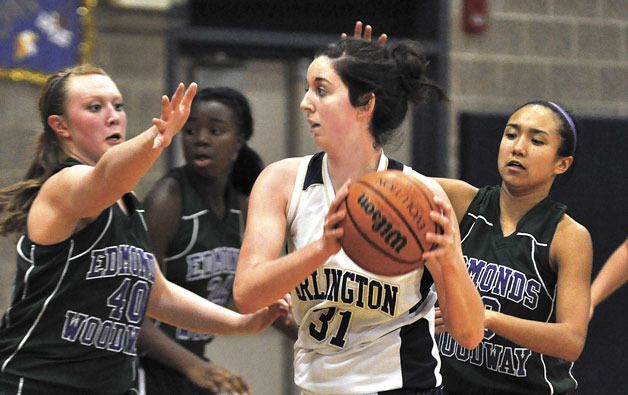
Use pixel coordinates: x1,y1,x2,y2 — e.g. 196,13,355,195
498,104,572,191
60,74,126,165
181,100,242,179
300,56,364,151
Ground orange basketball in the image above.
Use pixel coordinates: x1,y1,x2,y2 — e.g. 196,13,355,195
340,170,442,276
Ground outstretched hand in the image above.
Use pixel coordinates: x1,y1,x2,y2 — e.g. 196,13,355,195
341,21,388,45
152,82,198,149
186,360,250,394
240,294,291,334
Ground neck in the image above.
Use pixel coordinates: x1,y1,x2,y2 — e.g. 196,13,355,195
326,144,382,192
185,166,230,214
499,182,550,231
63,147,94,166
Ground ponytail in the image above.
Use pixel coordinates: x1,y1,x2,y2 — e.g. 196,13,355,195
0,64,107,236
231,144,264,195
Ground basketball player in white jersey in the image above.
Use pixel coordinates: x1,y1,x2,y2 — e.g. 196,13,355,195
233,34,484,394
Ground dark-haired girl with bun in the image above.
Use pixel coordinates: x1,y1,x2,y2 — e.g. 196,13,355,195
435,101,593,395
233,38,484,394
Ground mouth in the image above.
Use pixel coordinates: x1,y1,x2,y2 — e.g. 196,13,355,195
106,133,123,144
307,119,320,130
506,160,526,170
192,154,212,167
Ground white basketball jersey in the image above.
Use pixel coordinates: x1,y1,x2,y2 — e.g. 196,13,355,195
287,152,442,394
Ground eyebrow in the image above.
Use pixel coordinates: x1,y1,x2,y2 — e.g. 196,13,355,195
305,76,333,86
506,123,550,136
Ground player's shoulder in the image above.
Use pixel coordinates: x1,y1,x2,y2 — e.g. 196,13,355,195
260,157,301,182
143,173,183,212
555,214,591,245
403,168,450,201
252,157,302,197
551,214,592,262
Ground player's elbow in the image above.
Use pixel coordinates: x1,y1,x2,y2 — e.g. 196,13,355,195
447,310,485,349
560,336,586,362
451,326,484,350
233,279,257,314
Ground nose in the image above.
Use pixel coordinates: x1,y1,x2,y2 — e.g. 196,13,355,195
512,136,527,156
195,128,212,145
106,104,121,126
300,90,313,113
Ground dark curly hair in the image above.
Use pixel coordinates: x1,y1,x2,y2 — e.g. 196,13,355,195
317,38,446,147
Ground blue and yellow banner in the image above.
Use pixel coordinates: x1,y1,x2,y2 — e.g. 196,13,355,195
0,0,95,85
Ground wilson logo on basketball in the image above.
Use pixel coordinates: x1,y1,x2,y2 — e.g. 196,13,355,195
375,177,427,232
356,192,408,254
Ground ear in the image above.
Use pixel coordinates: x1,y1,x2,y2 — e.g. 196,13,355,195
47,115,70,138
233,134,245,161
554,156,574,175
356,93,375,121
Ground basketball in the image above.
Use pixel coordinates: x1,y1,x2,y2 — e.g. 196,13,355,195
340,170,442,276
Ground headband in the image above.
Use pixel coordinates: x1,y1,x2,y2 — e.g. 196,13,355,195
48,71,71,96
544,101,577,149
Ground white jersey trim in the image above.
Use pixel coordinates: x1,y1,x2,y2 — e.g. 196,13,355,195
1,240,75,373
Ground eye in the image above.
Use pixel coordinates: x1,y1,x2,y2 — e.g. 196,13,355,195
114,103,124,111
531,138,544,145
316,87,327,97
504,131,517,140
210,127,224,136
87,104,102,112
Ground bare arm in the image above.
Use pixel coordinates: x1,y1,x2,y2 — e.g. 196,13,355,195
28,83,197,245
433,177,478,222
484,217,593,361
590,238,628,317
233,159,349,313
147,264,286,335
421,178,484,349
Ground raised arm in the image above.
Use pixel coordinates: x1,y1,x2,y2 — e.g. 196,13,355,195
28,83,197,245
483,217,593,361
590,238,627,318
233,159,349,313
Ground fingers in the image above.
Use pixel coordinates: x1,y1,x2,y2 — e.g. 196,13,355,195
182,82,198,108
426,209,453,243
169,82,185,109
159,94,170,122
422,198,456,260
353,20,363,39
341,20,386,45
330,179,351,213
353,21,372,41
212,370,250,394
151,118,165,148
434,306,446,334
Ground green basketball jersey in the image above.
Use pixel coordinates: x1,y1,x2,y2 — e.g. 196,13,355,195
439,186,577,394
155,167,243,357
0,159,155,394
